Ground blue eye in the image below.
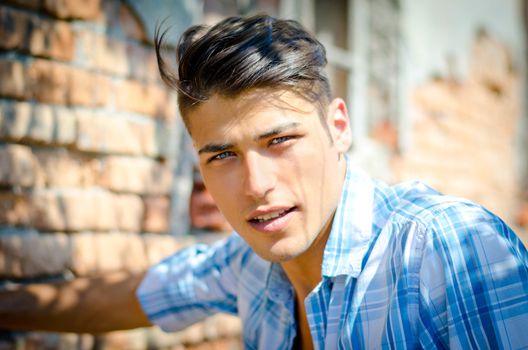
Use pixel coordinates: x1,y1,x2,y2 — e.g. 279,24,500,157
270,136,292,145
209,151,235,163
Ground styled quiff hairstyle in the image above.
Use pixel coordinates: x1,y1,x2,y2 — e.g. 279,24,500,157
155,14,331,119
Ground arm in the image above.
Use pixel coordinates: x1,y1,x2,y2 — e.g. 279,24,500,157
137,234,245,332
0,270,152,334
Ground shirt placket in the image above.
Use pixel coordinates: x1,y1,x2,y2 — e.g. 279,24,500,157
265,263,298,349
324,275,347,349
305,276,348,350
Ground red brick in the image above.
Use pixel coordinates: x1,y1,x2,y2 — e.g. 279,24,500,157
33,149,96,188
27,189,144,232
0,7,74,60
31,189,130,231
43,0,102,20
0,144,37,187
47,20,74,60
400,44,520,225
75,30,129,76
0,233,71,278
0,6,27,50
72,29,97,69
115,80,173,118
97,156,172,195
0,59,28,99
34,151,171,191
114,80,145,113
143,196,170,233
27,59,70,104
114,194,144,232
29,189,143,232
28,17,74,61
76,111,146,155
142,233,184,265
30,103,55,142
0,100,32,140
0,192,31,226
137,119,172,158
70,232,148,276
32,149,173,194
67,69,114,107
469,33,513,91
67,68,96,106
137,119,158,156
53,107,77,144
0,101,77,145
93,74,112,107
459,80,518,138
97,37,129,76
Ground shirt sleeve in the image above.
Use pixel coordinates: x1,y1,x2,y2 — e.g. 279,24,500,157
418,203,528,349
136,233,248,332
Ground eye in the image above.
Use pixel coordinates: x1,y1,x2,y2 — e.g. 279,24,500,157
208,151,236,163
269,136,293,145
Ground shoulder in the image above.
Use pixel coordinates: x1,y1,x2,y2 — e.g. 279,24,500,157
389,187,528,290
383,180,514,236
384,180,475,226
379,180,527,267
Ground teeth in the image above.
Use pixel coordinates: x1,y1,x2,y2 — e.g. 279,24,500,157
254,209,287,222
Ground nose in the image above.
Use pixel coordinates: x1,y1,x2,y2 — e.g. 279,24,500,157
242,151,276,199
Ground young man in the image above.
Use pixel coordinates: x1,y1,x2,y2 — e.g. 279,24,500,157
1,14,528,349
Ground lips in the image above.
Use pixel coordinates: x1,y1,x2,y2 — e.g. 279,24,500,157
248,206,296,233
252,208,290,222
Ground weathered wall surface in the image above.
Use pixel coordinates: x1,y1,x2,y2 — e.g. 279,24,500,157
394,0,528,241
0,0,241,348
395,33,524,227
0,0,526,348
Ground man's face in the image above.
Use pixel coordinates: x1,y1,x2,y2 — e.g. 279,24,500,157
187,89,351,262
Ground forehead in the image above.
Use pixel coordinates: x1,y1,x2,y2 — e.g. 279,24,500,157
186,89,320,141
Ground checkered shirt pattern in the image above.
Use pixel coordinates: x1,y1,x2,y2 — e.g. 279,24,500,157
138,162,528,349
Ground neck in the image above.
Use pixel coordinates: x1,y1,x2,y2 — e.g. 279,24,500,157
281,216,333,298
281,155,347,297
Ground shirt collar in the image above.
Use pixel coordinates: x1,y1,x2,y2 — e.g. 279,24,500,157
321,159,375,278
265,262,295,305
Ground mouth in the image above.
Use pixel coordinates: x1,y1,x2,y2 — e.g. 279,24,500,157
248,206,297,233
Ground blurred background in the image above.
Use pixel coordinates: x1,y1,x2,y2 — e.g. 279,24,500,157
0,0,526,349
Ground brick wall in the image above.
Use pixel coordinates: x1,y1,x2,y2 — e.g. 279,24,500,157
393,32,528,241
0,0,241,348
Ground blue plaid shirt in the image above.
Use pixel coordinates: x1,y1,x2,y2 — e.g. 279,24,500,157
138,163,528,349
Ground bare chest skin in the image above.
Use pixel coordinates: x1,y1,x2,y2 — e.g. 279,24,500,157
294,294,314,350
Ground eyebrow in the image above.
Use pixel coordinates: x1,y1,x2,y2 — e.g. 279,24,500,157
198,143,234,155
198,121,301,155
254,122,301,141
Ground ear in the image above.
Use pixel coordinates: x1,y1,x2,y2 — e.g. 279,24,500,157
326,98,352,153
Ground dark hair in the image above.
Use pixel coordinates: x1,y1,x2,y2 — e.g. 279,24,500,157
155,14,331,119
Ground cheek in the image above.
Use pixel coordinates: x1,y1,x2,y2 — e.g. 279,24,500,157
202,171,241,214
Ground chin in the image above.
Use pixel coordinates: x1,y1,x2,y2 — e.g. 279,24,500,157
260,252,296,263
257,239,310,263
